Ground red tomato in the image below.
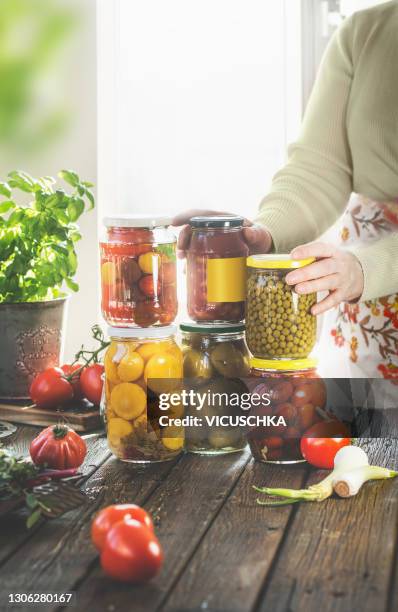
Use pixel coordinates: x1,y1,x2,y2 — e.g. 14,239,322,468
271,381,294,404
101,518,163,583
300,421,351,469
275,402,296,424
30,367,73,408
91,504,154,552
61,363,83,399
29,425,87,469
80,364,104,405
296,403,317,431
292,384,313,408
263,436,284,449
138,275,160,298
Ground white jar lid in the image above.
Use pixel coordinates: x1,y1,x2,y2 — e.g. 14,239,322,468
107,325,177,339
103,214,172,228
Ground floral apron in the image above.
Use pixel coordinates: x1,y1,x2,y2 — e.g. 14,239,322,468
320,193,398,380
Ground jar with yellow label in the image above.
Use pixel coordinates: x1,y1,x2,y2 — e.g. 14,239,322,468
102,326,184,463
246,255,317,359
187,216,249,323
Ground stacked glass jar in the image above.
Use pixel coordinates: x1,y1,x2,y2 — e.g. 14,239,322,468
100,216,183,463
245,254,323,464
182,216,250,454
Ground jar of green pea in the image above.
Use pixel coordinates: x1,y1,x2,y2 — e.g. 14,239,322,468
245,255,317,360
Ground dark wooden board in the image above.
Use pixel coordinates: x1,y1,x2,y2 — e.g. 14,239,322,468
255,439,398,612
74,451,251,612
0,428,110,568
1,427,397,612
0,453,180,611
162,460,309,612
0,401,102,432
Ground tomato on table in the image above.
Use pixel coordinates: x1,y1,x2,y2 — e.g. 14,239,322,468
91,504,154,551
29,425,87,469
61,363,83,399
100,518,163,583
300,421,351,469
80,363,104,405
30,367,73,408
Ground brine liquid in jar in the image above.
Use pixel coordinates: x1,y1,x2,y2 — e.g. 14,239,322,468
100,215,177,327
247,358,327,464
103,326,184,463
187,216,249,323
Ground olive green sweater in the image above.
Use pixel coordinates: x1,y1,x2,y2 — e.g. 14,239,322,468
256,0,398,302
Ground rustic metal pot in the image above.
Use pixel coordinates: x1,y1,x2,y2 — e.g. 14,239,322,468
0,297,68,400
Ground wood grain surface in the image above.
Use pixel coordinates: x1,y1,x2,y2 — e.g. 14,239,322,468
0,427,397,612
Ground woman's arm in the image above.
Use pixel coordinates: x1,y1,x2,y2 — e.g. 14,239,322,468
257,15,356,251
284,232,398,313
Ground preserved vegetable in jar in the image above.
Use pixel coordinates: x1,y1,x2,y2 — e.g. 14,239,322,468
247,358,327,463
181,322,250,455
100,215,177,327
187,216,249,323
102,326,184,463
246,255,317,359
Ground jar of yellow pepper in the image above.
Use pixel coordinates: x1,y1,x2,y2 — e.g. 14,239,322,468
102,326,184,463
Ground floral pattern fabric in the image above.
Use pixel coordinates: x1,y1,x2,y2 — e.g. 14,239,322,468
325,194,398,379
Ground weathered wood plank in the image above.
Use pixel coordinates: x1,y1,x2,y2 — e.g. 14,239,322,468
255,439,398,612
0,453,179,612
161,460,308,612
0,428,110,567
72,451,251,612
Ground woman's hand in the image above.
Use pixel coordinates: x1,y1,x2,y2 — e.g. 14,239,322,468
171,209,272,257
286,242,364,315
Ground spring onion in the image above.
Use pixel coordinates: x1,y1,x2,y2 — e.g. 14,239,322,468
255,446,397,505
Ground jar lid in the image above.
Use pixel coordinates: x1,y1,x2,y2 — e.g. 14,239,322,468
107,325,177,339
250,357,318,371
247,254,315,269
103,214,172,228
189,215,244,229
180,322,245,334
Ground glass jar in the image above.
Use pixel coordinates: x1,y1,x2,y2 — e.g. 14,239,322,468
102,326,184,463
247,358,327,463
180,322,250,455
187,216,249,323
246,255,317,359
100,215,177,327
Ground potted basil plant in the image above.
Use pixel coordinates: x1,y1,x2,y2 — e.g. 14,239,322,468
0,170,94,400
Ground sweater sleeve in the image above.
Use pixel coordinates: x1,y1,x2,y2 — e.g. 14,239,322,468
255,16,355,251
348,234,398,302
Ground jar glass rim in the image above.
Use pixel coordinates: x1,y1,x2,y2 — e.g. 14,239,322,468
107,325,177,339
180,322,245,334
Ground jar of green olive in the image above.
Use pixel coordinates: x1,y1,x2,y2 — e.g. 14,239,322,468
180,322,250,455
246,255,317,360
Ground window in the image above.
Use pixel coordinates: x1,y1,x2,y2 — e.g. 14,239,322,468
97,1,302,224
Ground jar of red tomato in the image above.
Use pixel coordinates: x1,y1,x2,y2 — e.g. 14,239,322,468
187,216,249,323
100,216,177,327
247,358,328,464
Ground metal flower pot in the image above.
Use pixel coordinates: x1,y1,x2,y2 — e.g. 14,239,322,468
0,298,68,400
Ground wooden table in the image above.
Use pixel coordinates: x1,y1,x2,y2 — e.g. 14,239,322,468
1,426,397,612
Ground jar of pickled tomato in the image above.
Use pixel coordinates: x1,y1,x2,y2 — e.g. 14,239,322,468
102,326,184,463
100,215,177,327
181,322,250,455
187,216,249,323
246,255,317,359
247,358,327,463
